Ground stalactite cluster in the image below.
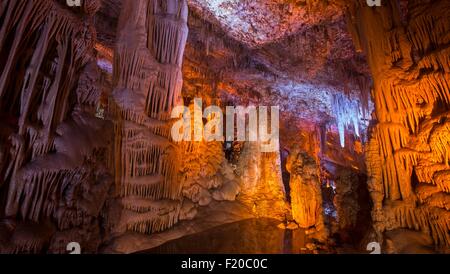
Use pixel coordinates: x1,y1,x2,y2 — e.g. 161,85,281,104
0,0,115,253
347,0,450,248
112,0,189,235
332,93,363,147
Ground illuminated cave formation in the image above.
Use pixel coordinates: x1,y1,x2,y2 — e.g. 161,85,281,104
112,0,188,235
0,0,448,254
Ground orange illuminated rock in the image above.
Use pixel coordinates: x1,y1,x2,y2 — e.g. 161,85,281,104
286,146,326,236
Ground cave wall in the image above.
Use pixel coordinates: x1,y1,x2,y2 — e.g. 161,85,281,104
347,0,450,248
0,0,115,253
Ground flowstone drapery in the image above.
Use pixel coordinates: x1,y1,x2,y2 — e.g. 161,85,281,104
0,0,114,253
346,0,450,248
112,0,189,235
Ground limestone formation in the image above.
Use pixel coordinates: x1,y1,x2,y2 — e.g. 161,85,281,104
346,0,450,248
0,0,113,253
286,146,327,241
237,142,289,220
112,0,188,235
0,0,448,254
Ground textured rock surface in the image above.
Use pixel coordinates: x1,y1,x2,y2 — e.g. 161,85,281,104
286,146,327,242
237,142,289,220
0,0,114,253
95,0,372,158
188,0,342,47
111,0,188,236
346,0,450,249
0,0,448,254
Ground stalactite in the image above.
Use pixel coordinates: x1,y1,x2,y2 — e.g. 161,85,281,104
5,111,113,222
384,202,450,247
357,75,371,119
0,220,55,254
434,170,450,194
332,93,363,147
120,198,181,234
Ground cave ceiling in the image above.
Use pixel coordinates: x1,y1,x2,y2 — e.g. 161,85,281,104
187,0,341,47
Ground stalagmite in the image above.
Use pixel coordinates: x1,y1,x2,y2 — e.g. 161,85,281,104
286,145,327,240
236,142,288,220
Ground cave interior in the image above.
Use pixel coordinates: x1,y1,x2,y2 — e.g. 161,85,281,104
0,0,448,254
